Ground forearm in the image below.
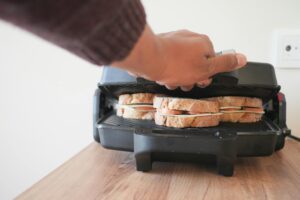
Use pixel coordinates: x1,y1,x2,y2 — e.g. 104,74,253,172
0,0,146,65
112,25,164,81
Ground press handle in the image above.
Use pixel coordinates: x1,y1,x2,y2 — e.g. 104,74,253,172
212,71,239,85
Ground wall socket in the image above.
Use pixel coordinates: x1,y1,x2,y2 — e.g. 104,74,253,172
271,30,300,69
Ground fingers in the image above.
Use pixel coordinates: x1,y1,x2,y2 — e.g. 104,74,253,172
157,81,178,90
196,79,212,88
128,71,138,77
166,82,211,91
180,85,194,91
158,77,212,91
160,82,193,91
164,85,193,91
207,53,247,76
165,85,178,90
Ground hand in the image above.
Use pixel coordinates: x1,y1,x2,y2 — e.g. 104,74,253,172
112,25,247,91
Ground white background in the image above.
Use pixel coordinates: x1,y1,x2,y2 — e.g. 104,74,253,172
0,0,300,199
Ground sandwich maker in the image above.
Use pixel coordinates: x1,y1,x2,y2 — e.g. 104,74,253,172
93,62,291,176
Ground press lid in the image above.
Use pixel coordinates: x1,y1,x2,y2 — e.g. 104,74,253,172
99,62,280,103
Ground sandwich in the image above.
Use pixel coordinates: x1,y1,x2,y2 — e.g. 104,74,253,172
211,96,264,123
117,93,156,120
117,93,264,126
153,96,222,128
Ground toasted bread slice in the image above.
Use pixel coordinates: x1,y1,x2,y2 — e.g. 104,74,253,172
221,112,244,123
155,112,221,128
118,93,156,105
221,112,263,123
117,107,155,120
239,113,263,123
211,96,262,108
153,97,219,113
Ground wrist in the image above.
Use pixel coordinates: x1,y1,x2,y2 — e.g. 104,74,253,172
112,25,164,80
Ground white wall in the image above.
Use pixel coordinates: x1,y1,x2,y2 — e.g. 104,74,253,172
0,0,300,199
0,22,101,199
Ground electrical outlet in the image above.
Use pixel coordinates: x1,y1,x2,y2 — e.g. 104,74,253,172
271,30,300,69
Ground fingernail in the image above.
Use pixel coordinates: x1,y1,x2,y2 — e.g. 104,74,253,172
166,85,177,90
156,81,164,85
236,54,247,68
197,84,209,88
180,86,193,92
196,83,206,88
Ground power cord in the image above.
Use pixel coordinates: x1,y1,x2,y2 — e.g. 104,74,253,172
287,134,300,142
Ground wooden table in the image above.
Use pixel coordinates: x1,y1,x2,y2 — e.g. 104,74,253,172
17,139,300,200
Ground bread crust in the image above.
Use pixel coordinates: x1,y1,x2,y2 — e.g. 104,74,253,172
117,107,155,120
118,93,155,105
221,112,262,123
221,112,244,122
239,113,263,123
153,97,219,113
155,112,220,128
211,96,262,108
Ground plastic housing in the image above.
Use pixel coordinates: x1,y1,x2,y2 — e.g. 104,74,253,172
93,62,290,176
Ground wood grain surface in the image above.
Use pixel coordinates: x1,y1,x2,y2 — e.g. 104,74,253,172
16,139,300,200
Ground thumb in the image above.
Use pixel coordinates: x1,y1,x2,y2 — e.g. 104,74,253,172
207,53,247,76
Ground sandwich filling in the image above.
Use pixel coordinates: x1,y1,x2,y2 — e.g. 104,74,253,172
156,108,222,117
220,106,264,114
117,104,156,112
